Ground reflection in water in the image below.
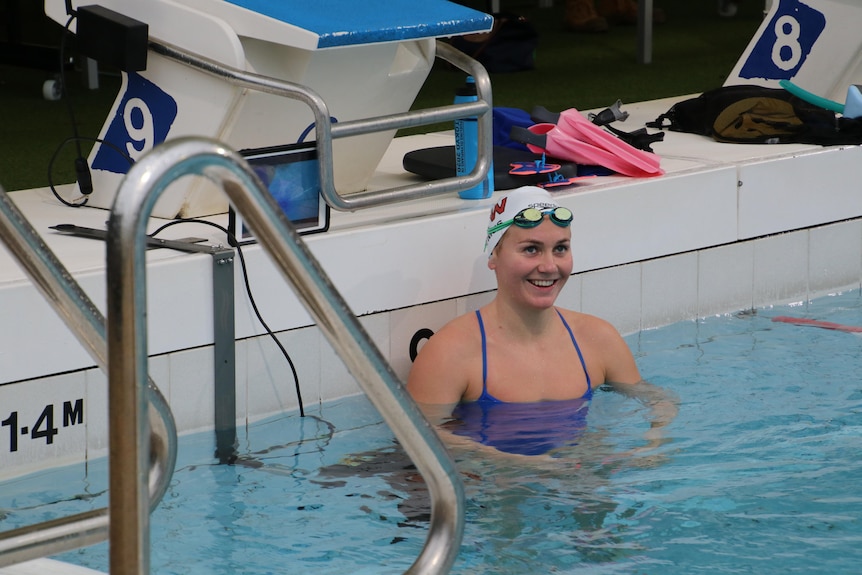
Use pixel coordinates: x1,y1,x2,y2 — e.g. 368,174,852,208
314,384,673,570
14,293,861,574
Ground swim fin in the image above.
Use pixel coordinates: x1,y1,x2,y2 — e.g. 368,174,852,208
511,121,662,178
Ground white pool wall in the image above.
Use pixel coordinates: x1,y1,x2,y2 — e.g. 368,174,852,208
3,213,860,481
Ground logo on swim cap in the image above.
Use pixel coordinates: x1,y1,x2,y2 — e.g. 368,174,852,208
484,186,562,255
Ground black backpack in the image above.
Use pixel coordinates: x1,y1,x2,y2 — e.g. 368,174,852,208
647,85,862,146
449,12,538,74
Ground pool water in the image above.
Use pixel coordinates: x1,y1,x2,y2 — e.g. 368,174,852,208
3,290,862,574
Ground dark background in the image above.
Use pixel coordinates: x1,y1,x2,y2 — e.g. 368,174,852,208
0,0,764,191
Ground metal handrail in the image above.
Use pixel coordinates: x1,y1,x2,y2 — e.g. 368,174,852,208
149,38,492,211
105,137,465,575
0,186,178,567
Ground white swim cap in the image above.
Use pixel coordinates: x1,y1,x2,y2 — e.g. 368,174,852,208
484,186,564,255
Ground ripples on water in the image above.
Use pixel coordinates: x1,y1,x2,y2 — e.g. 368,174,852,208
2,291,862,574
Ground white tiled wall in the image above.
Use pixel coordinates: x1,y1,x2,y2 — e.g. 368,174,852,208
697,240,755,317
84,368,109,461
390,298,459,383
809,220,862,296
0,371,88,477
752,231,811,308
4,217,862,479
641,252,699,329
317,312,387,404
242,327,317,422
167,347,216,434
582,263,643,335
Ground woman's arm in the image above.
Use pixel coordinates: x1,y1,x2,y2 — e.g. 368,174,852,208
572,312,678,457
573,312,642,385
405,316,474,405
606,379,679,430
604,379,679,468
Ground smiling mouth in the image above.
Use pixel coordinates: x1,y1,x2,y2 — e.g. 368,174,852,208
529,279,556,288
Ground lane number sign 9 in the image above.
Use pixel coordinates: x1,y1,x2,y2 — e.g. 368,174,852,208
91,72,177,175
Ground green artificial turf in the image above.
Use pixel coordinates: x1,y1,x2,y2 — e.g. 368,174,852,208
408,0,765,132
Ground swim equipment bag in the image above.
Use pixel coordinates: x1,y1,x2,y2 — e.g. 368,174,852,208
646,85,862,145
449,12,538,73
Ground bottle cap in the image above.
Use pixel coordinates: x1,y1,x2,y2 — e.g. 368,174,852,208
457,76,477,97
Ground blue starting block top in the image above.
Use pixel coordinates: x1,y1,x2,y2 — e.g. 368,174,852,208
223,0,493,48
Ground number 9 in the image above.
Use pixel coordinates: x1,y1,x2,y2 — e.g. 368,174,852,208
123,97,155,160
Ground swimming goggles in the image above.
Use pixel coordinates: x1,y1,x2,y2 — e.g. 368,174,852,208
487,206,573,237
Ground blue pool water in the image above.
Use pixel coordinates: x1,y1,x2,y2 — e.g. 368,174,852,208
3,290,862,574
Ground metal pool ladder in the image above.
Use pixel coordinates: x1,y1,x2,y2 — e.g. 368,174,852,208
105,136,466,574
0,187,178,567
0,36,478,573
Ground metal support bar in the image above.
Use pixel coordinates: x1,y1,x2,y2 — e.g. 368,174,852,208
148,39,492,212
83,57,99,90
106,137,465,575
212,248,238,464
637,0,653,64
0,187,177,568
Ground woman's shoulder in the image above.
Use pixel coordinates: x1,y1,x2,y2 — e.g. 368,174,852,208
555,307,641,384
556,307,616,331
555,307,627,346
428,310,482,351
406,310,482,403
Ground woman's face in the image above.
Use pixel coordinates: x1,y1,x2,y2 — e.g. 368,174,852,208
488,216,573,310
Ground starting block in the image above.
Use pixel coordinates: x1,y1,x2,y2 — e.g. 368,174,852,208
727,0,862,107
44,0,492,218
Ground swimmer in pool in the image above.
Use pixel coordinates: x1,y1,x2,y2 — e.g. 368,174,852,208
407,186,675,457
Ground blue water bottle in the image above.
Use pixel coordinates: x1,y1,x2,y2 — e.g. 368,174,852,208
454,76,494,199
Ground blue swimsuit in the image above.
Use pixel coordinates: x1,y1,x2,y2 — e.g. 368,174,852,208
449,309,593,456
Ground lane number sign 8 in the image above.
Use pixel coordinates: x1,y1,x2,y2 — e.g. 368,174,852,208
738,0,825,81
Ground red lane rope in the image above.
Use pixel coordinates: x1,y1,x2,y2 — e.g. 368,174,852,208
771,316,862,333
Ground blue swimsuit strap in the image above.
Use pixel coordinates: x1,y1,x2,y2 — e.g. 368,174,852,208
474,309,591,399
475,309,489,392
555,309,592,393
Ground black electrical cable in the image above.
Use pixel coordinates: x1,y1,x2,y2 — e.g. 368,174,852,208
45,14,92,208
256,415,337,457
59,16,84,166
148,218,306,417
47,136,133,207
202,412,336,470
59,15,94,198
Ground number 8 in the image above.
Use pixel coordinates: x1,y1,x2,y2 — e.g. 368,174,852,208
772,15,802,72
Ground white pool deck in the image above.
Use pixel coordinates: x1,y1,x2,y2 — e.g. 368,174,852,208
0,558,104,575
2,95,862,481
